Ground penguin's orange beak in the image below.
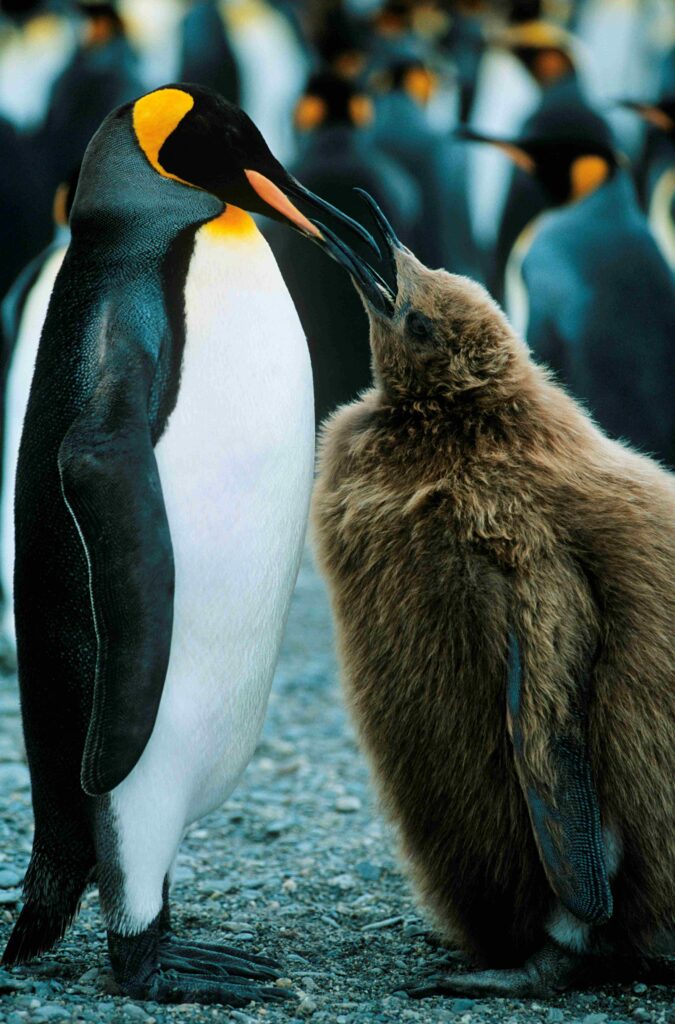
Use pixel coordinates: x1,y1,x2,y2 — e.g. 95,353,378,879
456,128,536,173
244,170,322,238
240,167,380,260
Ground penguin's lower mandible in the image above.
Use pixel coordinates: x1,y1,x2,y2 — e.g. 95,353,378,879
311,195,675,997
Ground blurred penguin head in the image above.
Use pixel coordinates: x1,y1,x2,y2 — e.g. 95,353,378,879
373,56,439,107
460,103,618,206
494,20,578,87
294,71,374,134
312,7,370,81
320,192,525,406
76,1,125,46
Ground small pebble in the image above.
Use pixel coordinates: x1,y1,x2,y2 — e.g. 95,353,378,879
632,1010,651,1022
328,874,355,891
76,968,99,985
632,983,648,995
275,977,293,989
30,1007,72,1021
335,796,361,813
0,969,30,993
546,1011,565,1024
0,868,22,888
584,1015,609,1024
449,998,475,1013
361,915,404,932
121,1005,149,1020
0,889,21,905
356,861,381,882
299,996,318,1016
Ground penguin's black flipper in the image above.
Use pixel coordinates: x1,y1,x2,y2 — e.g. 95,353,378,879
506,632,612,926
58,347,174,798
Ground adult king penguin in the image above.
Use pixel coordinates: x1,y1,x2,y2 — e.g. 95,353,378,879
462,118,675,467
1,83,376,1005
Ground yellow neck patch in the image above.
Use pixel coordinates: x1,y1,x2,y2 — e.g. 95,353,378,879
203,205,259,242
133,88,195,184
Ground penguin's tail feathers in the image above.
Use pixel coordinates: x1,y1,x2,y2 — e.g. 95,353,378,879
2,891,85,966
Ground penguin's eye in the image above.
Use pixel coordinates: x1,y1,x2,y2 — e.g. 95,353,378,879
406,311,434,343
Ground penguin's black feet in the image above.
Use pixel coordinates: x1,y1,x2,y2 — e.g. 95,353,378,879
109,921,294,1006
403,941,585,999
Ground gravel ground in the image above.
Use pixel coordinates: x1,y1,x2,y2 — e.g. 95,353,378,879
0,548,672,1024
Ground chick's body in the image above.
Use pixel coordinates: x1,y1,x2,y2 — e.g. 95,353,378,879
312,264,675,971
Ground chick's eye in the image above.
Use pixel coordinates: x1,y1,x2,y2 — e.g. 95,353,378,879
406,311,433,341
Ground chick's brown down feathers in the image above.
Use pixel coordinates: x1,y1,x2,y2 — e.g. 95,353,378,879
312,254,674,966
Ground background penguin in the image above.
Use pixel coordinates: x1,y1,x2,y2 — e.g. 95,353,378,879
177,0,241,106
33,2,143,197
620,95,675,268
463,119,675,467
1,83,376,1005
312,198,675,997
0,168,79,669
268,68,422,424
371,54,478,277
0,0,77,131
0,113,52,304
482,19,591,299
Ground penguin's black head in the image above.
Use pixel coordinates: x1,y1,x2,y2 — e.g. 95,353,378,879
493,20,578,87
459,106,618,207
131,84,377,253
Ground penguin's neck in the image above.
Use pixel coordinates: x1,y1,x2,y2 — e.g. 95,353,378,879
70,115,222,265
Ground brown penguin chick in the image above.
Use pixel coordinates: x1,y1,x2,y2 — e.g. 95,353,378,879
311,198,675,997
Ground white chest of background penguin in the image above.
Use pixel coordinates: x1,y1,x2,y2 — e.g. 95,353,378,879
2,84,378,1006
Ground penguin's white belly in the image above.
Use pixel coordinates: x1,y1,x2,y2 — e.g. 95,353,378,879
110,217,314,886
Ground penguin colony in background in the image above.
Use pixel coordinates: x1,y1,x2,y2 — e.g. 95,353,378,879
462,112,675,467
312,200,675,998
1,83,376,1005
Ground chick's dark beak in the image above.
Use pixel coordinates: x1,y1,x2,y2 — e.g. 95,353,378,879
312,189,401,318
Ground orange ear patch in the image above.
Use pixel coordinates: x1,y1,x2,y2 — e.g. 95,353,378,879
570,156,610,201
133,88,194,183
203,205,259,241
294,95,327,132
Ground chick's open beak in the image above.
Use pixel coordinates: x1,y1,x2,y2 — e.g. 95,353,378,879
312,189,401,317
